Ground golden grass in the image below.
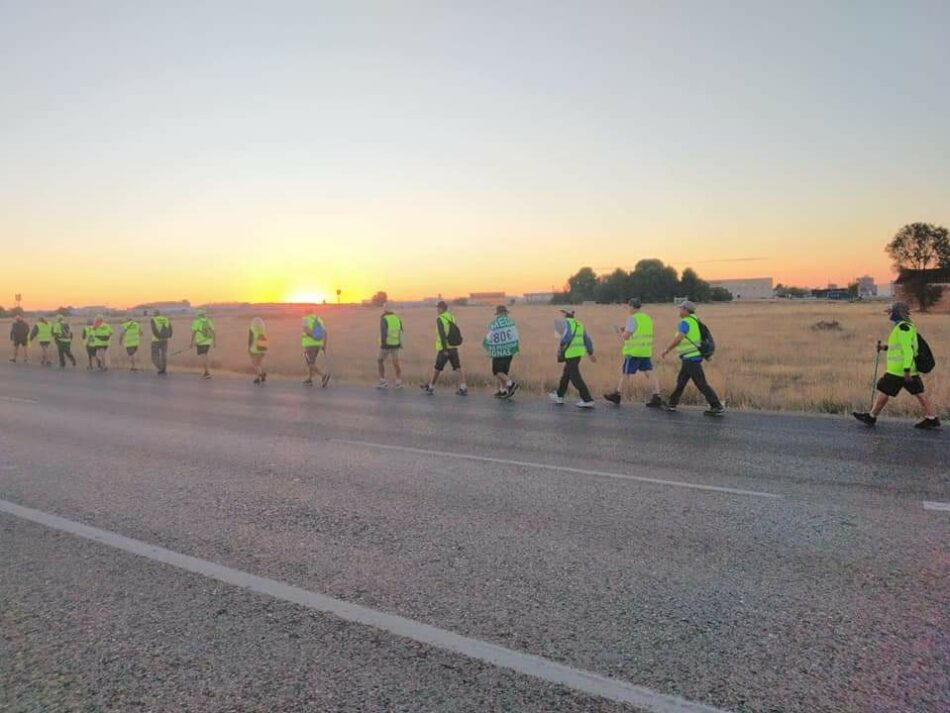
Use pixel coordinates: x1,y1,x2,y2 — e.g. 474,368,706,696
4,302,947,416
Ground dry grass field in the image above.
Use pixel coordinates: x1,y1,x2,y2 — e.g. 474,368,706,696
4,302,948,416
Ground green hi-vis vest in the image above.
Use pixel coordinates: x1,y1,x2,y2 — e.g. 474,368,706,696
563,318,587,359
302,315,325,347
886,320,918,377
622,312,654,357
151,315,171,342
249,325,267,355
51,321,72,343
381,313,402,347
192,317,215,346
436,312,457,351
92,323,113,348
33,321,53,343
676,315,702,359
82,326,95,347
121,320,141,347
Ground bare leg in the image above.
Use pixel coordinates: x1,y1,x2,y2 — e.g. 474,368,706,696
377,359,386,379
915,393,937,419
869,392,889,416
647,369,661,396
429,369,441,387
393,357,402,381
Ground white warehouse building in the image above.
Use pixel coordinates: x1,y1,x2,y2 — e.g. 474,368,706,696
708,277,774,300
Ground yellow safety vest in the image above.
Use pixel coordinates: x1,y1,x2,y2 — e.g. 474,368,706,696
622,312,653,357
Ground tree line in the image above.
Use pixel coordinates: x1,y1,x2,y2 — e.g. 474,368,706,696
551,259,733,305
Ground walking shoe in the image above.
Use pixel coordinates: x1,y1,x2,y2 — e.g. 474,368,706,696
494,389,507,398
603,391,621,405
393,380,404,389
303,378,314,386
852,411,877,426
376,379,389,389
645,394,663,408
914,417,942,430
8,358,15,363
321,373,331,388
202,372,212,380
665,404,678,412
456,386,468,396
506,382,519,399
704,405,726,417
575,400,595,409
420,384,434,394
253,376,261,384
548,392,564,405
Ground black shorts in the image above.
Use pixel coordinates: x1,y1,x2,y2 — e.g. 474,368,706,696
196,344,211,356
434,348,461,371
12,337,27,347
304,346,322,365
492,356,513,375
126,346,139,356
86,346,96,358
877,373,924,397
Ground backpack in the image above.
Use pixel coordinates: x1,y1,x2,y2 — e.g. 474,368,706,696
915,333,935,374
686,316,716,360
446,321,463,347
311,321,326,340
256,333,269,352
61,324,72,340
160,323,172,339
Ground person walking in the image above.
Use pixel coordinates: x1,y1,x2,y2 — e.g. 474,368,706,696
853,302,941,429
376,306,404,389
91,315,113,371
549,309,596,408
660,301,724,416
483,305,519,398
81,319,96,369
603,298,662,407
189,309,215,379
248,317,268,385
301,311,330,387
120,316,142,371
421,301,467,395
9,315,29,363
30,316,54,366
51,314,76,368
150,310,172,375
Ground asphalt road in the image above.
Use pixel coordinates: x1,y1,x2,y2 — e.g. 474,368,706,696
1,363,948,713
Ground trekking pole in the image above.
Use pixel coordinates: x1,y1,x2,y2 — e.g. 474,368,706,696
869,340,881,410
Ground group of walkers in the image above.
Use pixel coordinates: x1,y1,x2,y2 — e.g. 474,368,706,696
6,299,941,428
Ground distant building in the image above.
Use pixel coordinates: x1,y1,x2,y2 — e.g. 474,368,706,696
707,277,774,300
72,305,112,317
468,291,506,306
894,267,950,313
522,292,555,304
856,275,877,298
130,300,193,316
810,288,850,300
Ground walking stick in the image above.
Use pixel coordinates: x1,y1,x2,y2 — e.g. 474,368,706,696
870,340,881,410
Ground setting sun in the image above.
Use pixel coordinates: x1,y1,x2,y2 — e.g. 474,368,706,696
284,290,329,305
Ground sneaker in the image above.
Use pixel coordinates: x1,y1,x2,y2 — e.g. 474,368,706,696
393,380,404,389
376,379,389,390
505,382,519,399
548,392,564,405
852,411,877,426
202,372,212,380
603,391,621,405
420,384,434,394
321,373,331,388
494,390,507,398
303,378,314,386
575,400,595,409
703,405,726,417
646,395,663,408
253,376,261,384
456,387,468,396
665,404,678,412
914,417,942,430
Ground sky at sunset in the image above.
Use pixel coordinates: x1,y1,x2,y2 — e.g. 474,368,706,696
2,1,948,309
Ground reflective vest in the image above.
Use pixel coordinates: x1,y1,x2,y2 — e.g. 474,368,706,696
886,321,918,376
302,315,325,347
151,315,171,342
381,313,402,347
622,312,653,357
51,321,72,343
92,323,113,348
33,321,53,343
82,326,95,347
676,316,702,360
121,320,141,347
192,317,215,346
249,325,268,355
436,312,457,351
563,318,587,360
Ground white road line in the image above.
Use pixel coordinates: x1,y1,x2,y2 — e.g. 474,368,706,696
335,439,782,499
1,499,729,713
0,395,38,404
922,501,950,512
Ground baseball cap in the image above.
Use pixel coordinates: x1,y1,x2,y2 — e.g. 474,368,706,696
678,300,696,313
628,297,642,308
559,308,575,317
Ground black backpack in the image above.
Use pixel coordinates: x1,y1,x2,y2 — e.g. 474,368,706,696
446,321,463,347
686,316,716,360
916,333,935,374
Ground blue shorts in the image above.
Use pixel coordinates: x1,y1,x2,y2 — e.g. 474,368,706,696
622,356,653,374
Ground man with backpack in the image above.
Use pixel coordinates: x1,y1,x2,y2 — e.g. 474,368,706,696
421,301,467,395
51,314,76,368
189,309,215,379
302,311,330,387
150,310,172,375
852,302,940,429
660,300,724,416
9,315,30,363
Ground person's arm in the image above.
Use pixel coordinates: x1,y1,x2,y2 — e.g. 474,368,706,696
248,329,254,351
151,319,161,339
380,317,387,345
584,331,596,362
437,317,448,352
661,321,687,358
620,317,636,340
188,323,195,347
900,326,915,377
30,325,38,342
211,321,216,348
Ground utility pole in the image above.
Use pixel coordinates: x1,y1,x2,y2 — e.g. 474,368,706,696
336,288,342,304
